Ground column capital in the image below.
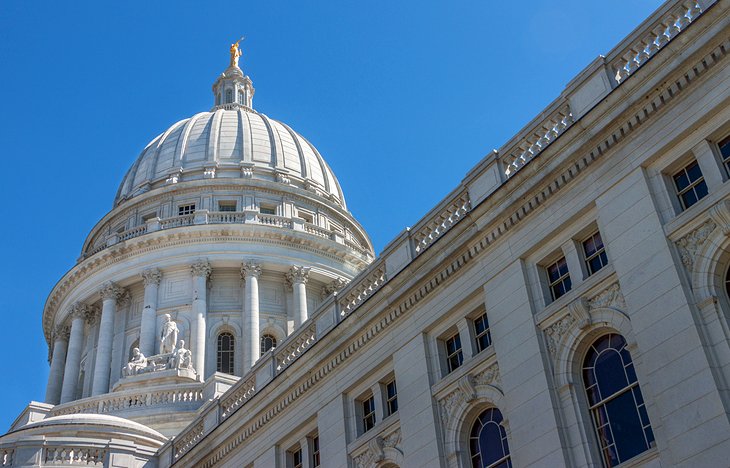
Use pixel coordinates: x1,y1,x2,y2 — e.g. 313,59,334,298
321,277,349,299
191,259,212,278
84,305,100,326
241,261,262,280
70,302,89,319
99,281,125,301
54,324,70,342
286,265,311,286
141,268,163,286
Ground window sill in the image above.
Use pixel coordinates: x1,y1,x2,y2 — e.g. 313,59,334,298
347,413,400,454
615,446,659,468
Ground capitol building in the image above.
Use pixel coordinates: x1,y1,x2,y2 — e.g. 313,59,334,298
2,0,730,466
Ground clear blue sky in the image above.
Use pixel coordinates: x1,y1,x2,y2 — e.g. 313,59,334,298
0,1,663,429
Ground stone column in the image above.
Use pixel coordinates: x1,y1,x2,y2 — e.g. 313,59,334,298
92,282,124,396
241,261,262,371
60,303,89,404
191,259,212,379
45,324,70,405
139,269,162,357
287,266,311,328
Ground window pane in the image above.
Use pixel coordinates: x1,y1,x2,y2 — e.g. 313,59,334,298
686,161,702,181
695,179,708,200
674,171,689,191
605,391,649,463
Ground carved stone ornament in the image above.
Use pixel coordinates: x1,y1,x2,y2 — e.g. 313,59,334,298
588,282,626,310
240,261,262,280
675,219,717,269
286,265,310,285
99,281,124,301
70,302,89,320
275,171,291,185
321,277,349,299
437,363,500,428
54,324,70,342
709,199,730,235
352,427,402,468
141,268,162,286
191,259,212,278
84,305,100,326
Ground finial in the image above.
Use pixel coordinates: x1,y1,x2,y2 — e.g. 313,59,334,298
229,37,245,69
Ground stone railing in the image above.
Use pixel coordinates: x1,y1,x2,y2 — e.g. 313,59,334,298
172,421,204,460
159,213,195,229
411,189,471,256
0,449,12,467
118,224,147,242
50,384,204,417
85,211,370,259
44,447,105,465
501,100,574,178
275,322,317,373
339,265,387,317
607,0,705,84
219,375,256,420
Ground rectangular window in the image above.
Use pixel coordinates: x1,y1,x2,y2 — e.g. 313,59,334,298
218,201,236,212
290,447,303,468
141,212,157,223
311,436,320,467
547,256,572,301
299,211,314,224
178,203,196,216
719,136,730,175
583,231,608,275
260,205,276,215
361,395,376,433
673,160,708,210
445,333,464,373
385,380,398,416
474,313,492,353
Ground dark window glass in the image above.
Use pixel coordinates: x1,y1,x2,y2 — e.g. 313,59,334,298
547,257,572,301
216,332,235,375
260,206,277,215
719,136,730,175
260,334,277,355
291,447,302,468
474,313,492,352
469,407,512,468
362,395,376,433
583,232,609,275
673,161,708,210
218,202,236,212
386,380,398,416
311,436,320,467
583,334,654,467
445,333,464,373
178,204,196,216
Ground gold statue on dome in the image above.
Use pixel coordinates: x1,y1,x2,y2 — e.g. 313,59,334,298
230,37,244,68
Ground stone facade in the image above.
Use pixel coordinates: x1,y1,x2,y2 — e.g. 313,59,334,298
3,0,730,467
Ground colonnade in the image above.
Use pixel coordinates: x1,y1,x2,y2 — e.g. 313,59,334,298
44,260,313,406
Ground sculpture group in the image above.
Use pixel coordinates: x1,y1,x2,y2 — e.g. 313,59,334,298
122,315,195,377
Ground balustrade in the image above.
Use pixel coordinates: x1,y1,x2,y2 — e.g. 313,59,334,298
44,447,105,465
173,421,205,460
50,386,203,417
412,191,471,255
339,265,387,317
275,323,317,373
220,376,256,419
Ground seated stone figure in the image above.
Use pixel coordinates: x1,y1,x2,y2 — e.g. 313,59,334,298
122,348,148,377
169,340,193,371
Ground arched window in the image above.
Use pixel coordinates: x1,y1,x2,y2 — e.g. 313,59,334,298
237,90,244,105
469,408,511,468
225,89,233,104
724,266,730,300
217,332,235,375
583,333,654,467
261,334,277,354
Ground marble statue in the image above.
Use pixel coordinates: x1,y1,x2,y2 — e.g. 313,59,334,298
169,340,193,371
122,348,147,377
159,314,179,354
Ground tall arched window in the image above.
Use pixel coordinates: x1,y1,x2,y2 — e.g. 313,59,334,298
217,332,235,375
225,89,233,104
237,90,244,105
583,333,654,467
724,266,730,300
469,408,511,468
261,334,277,354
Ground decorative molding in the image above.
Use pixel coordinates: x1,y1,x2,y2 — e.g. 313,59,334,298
587,282,626,311
54,324,70,342
321,277,349,299
675,219,717,269
84,305,100,326
286,265,310,286
191,259,212,278
709,199,730,235
543,313,578,356
437,362,501,429
99,282,124,301
141,268,162,286
70,302,89,320
352,427,402,468
240,261,262,280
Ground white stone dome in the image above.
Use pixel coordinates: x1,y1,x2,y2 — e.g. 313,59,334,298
115,108,346,207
